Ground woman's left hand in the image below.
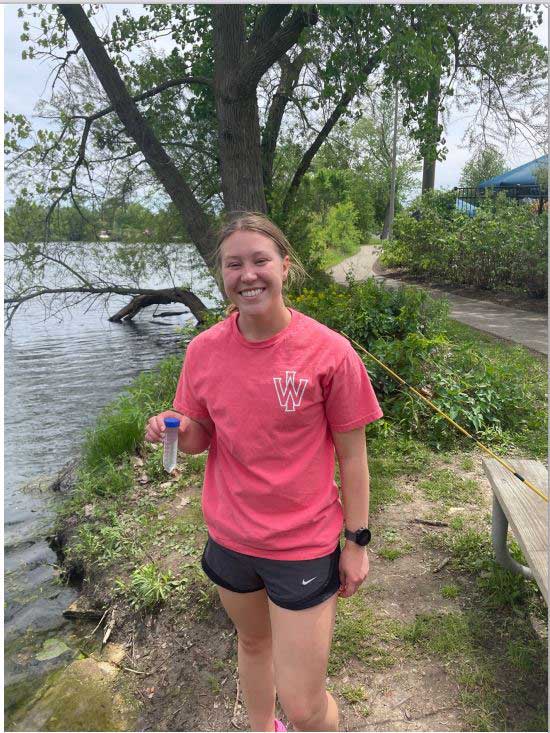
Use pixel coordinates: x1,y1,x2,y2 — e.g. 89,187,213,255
338,542,370,598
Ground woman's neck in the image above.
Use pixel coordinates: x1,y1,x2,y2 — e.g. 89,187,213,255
237,305,291,342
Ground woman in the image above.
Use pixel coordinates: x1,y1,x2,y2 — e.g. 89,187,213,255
145,212,383,732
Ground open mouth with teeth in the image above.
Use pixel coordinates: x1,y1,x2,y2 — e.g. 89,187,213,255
239,287,266,299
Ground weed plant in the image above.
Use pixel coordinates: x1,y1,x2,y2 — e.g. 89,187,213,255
382,191,547,296
117,563,177,611
292,277,545,453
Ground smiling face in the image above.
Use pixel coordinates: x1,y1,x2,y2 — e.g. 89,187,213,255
220,229,290,317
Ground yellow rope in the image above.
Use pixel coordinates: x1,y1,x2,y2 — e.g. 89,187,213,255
341,331,548,504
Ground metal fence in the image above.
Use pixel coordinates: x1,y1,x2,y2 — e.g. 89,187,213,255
454,184,548,214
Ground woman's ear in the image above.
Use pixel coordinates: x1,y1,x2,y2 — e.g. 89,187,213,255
282,255,291,280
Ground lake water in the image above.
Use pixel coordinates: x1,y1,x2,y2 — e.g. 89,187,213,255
3,241,220,719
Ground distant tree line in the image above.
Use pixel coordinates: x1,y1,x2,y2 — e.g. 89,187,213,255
4,197,189,244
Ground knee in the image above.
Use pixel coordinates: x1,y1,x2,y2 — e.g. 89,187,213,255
237,630,272,656
278,690,327,730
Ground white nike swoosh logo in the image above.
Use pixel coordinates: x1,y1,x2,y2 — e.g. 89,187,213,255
302,577,317,585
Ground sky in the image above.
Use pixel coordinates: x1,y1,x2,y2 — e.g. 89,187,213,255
2,2,549,206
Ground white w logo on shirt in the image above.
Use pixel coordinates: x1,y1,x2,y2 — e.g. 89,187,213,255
273,371,308,412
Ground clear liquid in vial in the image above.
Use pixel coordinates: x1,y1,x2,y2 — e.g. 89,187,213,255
162,417,181,473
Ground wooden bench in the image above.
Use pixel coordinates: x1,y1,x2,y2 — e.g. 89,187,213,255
482,458,548,604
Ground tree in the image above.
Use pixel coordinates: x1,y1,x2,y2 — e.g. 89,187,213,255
348,94,421,235
5,4,545,324
416,5,546,192
459,146,508,189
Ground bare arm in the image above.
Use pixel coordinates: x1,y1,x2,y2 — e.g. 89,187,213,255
332,426,370,533
181,414,213,454
331,426,371,598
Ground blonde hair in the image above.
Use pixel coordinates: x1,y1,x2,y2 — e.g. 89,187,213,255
212,211,308,315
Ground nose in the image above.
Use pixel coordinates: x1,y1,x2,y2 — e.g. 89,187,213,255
240,264,258,283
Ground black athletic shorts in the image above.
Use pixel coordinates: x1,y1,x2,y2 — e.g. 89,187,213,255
201,535,341,611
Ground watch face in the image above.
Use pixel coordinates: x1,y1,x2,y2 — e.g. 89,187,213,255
356,528,372,546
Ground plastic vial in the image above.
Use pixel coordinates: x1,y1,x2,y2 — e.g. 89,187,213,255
163,417,180,473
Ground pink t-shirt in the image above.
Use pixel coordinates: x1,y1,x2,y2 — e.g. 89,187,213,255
173,307,383,560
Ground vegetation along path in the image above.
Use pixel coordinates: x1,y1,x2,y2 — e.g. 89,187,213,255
328,244,548,356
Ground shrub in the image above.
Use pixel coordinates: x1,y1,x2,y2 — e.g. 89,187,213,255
292,276,449,344
381,191,547,296
292,277,545,450
307,201,363,267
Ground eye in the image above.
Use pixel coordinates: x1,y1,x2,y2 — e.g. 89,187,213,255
256,259,268,264
226,262,240,268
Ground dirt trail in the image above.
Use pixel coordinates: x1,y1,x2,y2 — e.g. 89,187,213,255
129,451,546,732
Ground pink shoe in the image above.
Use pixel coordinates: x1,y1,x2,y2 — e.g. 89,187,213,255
274,720,287,732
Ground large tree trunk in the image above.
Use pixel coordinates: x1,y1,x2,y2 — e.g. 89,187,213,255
59,4,217,265
212,7,267,213
421,73,441,193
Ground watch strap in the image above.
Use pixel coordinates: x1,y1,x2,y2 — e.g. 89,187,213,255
344,527,371,546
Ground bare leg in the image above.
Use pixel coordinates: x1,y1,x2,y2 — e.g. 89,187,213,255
269,593,339,731
217,586,276,732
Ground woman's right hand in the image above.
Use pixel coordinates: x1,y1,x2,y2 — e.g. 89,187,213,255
144,409,187,444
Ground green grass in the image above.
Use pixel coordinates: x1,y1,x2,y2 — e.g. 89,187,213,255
419,468,480,505
367,432,434,511
460,456,475,471
449,515,466,531
441,583,460,599
377,529,412,561
378,546,408,561
421,520,546,618
329,593,398,675
399,610,548,731
340,683,368,705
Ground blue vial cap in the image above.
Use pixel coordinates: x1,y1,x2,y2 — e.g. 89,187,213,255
164,417,181,428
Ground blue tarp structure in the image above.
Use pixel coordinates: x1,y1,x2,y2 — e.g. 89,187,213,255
455,154,548,216
478,154,547,194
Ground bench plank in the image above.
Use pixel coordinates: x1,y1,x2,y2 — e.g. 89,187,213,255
482,459,548,603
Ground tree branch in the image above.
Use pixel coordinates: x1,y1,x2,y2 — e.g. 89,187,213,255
73,73,213,125
261,49,308,198
236,7,318,96
58,4,216,263
282,86,355,216
5,285,209,327
248,6,293,52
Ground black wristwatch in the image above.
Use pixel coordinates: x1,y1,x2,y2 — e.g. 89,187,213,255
344,526,372,547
